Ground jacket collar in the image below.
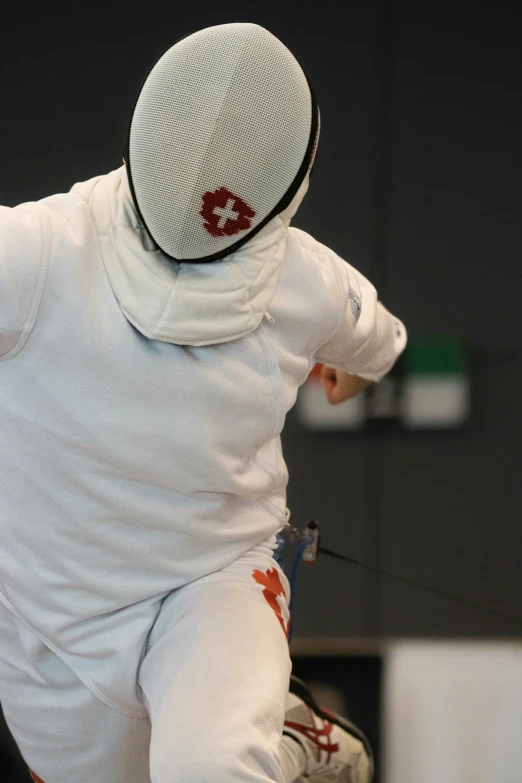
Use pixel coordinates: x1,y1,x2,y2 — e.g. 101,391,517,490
73,167,307,346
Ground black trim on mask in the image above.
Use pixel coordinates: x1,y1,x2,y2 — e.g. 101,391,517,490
123,27,320,264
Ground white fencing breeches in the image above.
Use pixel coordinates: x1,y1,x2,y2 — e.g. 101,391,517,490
0,538,292,783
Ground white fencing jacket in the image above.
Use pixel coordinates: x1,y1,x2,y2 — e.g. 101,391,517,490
0,167,406,714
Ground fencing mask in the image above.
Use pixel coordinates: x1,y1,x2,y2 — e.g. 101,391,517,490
124,22,319,263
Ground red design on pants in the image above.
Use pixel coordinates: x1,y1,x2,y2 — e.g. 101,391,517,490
252,567,288,637
29,771,46,783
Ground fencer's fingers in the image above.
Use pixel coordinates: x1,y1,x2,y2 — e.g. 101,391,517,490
320,367,345,405
320,364,336,382
323,369,372,405
325,380,345,405
319,366,338,402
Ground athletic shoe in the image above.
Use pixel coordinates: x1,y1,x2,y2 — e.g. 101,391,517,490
283,675,374,783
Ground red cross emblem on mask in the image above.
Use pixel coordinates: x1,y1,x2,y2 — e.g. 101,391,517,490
200,187,256,238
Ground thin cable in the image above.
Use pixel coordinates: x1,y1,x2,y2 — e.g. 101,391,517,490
288,537,313,642
318,545,522,628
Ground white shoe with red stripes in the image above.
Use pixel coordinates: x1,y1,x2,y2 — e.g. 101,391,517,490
283,676,374,783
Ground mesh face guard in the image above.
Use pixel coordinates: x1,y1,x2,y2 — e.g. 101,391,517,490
125,23,319,263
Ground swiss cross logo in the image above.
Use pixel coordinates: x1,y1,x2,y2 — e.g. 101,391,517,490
200,187,256,238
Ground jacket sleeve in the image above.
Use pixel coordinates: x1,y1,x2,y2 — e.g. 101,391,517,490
0,203,49,359
314,241,407,382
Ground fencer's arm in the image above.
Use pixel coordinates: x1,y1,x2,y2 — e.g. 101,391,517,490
313,245,407,389
0,204,47,359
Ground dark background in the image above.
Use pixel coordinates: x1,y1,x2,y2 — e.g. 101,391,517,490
1,1,521,779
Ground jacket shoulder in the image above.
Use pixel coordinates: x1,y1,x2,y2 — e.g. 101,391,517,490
287,226,338,260
0,201,50,357
268,226,346,354
0,176,103,359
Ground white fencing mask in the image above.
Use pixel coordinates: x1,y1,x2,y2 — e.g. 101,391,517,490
124,22,319,262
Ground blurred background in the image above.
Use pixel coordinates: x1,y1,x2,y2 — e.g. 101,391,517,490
1,1,521,781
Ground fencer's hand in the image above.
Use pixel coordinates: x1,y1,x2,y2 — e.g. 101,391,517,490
319,366,373,405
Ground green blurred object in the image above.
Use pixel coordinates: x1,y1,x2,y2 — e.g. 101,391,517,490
404,337,467,376
400,337,470,429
